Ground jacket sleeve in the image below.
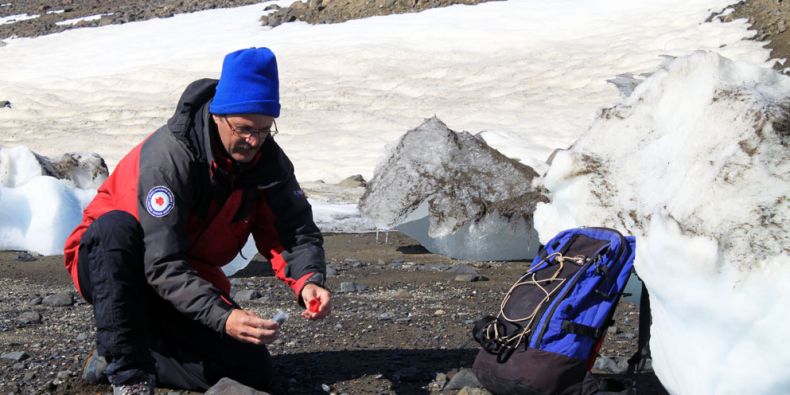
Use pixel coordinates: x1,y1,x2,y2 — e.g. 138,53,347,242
137,133,233,334
253,174,326,303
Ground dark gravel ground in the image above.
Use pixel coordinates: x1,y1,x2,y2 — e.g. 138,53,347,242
0,232,663,395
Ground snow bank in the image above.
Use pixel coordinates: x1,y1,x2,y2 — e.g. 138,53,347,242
534,51,790,394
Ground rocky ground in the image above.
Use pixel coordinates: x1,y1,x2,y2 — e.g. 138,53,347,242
727,0,790,72
0,232,664,395
259,0,499,28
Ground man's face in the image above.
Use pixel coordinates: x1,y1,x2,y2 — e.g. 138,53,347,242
213,114,275,163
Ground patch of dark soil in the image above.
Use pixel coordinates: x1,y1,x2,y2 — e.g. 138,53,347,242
260,0,500,27
727,0,790,73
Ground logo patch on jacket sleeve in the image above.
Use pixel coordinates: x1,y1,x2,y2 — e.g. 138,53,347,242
146,186,175,217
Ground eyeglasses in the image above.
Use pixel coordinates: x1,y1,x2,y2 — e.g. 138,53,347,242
223,116,278,140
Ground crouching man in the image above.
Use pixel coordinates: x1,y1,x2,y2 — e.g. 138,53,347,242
63,47,331,395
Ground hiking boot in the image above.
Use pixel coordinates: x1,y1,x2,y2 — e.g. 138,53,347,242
81,349,108,385
112,375,155,395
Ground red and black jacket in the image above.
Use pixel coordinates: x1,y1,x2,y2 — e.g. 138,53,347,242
63,79,326,334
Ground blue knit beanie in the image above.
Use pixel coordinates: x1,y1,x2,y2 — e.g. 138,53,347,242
210,47,280,117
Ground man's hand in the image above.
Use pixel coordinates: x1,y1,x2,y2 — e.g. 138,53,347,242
301,283,331,320
224,309,279,345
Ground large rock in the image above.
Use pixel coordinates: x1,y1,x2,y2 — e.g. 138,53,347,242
359,117,546,260
534,52,790,394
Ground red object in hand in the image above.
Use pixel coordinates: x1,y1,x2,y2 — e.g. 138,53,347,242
308,299,320,313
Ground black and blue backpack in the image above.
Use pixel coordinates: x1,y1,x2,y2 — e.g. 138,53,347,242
472,227,642,395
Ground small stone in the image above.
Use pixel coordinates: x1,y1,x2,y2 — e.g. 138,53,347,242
19,311,42,324
76,333,90,341
607,326,618,335
392,289,411,298
325,265,339,277
56,370,71,380
234,289,262,302
446,265,479,274
43,292,74,307
26,297,42,306
321,383,331,392
454,274,487,282
15,251,36,261
421,263,450,272
444,369,482,390
434,309,446,316
24,371,36,381
619,332,636,340
12,362,24,370
0,100,11,108
339,282,367,292
593,355,629,374
337,174,366,188
2,351,29,362
376,312,394,321
205,377,269,394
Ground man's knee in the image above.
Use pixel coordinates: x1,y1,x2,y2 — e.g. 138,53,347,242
78,210,145,303
86,210,143,249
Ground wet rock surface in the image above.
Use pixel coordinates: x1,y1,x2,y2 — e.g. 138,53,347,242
0,232,664,394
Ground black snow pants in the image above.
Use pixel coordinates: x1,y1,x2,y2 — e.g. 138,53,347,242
76,210,273,391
